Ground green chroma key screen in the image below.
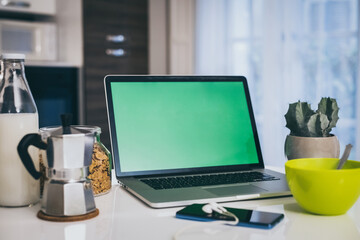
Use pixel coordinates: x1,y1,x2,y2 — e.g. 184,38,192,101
110,81,259,173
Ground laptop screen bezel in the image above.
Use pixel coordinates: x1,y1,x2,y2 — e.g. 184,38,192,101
104,75,264,178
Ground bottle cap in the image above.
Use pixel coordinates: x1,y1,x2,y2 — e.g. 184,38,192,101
1,53,25,60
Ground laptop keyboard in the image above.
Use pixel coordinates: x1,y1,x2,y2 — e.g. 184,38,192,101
140,171,280,190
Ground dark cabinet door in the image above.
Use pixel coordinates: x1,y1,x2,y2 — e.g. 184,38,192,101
83,0,148,149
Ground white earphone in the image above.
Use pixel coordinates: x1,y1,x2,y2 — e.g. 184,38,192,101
202,202,228,214
201,202,239,225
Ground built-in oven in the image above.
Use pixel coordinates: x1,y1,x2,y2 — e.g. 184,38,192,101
25,66,82,127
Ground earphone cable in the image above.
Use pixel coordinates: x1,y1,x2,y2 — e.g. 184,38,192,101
172,209,239,240
222,211,239,225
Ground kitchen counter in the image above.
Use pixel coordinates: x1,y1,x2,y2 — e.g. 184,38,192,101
1,169,360,240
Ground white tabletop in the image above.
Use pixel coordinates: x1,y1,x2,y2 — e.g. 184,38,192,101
1,169,360,240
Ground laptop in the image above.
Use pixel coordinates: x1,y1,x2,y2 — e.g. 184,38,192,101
104,75,291,208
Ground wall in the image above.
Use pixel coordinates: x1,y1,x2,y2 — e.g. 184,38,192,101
56,0,83,67
149,0,168,74
148,0,196,75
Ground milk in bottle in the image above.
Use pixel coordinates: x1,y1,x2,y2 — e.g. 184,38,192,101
0,54,39,207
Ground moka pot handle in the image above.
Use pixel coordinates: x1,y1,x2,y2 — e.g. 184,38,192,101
17,133,47,180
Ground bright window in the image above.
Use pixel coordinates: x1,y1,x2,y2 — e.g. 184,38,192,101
195,0,359,166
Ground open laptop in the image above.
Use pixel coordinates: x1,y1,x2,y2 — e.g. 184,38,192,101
104,75,290,208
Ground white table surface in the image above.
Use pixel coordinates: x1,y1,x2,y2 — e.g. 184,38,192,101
1,168,360,240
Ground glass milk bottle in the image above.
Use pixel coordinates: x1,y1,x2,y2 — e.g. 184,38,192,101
0,54,39,207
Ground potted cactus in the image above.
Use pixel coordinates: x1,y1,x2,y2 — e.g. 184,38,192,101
284,97,340,160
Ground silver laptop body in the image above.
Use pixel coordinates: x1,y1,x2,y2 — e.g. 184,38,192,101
104,75,291,208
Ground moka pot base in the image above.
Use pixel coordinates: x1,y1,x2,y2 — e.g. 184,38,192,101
37,208,99,222
41,167,96,217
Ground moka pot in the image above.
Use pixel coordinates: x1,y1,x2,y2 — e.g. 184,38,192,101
17,115,96,217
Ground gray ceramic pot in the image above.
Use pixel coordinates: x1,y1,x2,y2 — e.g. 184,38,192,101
285,135,340,160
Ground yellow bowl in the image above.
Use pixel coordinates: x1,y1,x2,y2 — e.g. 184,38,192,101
285,158,360,215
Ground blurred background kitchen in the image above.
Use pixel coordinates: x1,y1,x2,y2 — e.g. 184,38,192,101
1,0,358,167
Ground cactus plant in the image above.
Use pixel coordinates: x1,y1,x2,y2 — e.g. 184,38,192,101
285,97,339,137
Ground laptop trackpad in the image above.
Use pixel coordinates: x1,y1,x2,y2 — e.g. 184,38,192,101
204,184,267,196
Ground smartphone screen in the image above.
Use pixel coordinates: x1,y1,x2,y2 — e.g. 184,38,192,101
176,204,284,229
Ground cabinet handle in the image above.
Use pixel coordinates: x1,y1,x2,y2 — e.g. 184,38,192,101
106,35,125,43
1,1,30,8
105,49,125,57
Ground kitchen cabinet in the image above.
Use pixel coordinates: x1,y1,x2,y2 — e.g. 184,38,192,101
0,0,56,15
83,0,148,149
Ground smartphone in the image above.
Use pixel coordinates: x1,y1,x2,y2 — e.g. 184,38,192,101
175,204,284,229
